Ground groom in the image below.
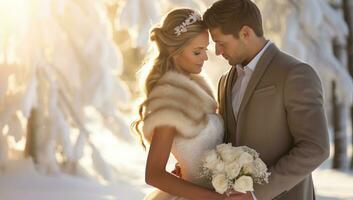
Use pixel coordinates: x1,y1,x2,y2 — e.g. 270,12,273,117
203,0,330,199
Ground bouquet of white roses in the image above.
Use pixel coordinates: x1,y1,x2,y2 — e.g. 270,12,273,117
201,143,270,194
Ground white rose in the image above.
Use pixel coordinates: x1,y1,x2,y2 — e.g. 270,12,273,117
238,152,254,166
242,162,256,175
232,176,254,193
203,150,219,170
243,158,268,176
225,160,241,179
214,160,225,174
212,173,229,194
217,143,243,163
216,143,232,158
216,143,232,152
232,147,246,159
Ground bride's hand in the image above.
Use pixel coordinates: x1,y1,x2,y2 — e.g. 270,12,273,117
223,191,253,200
171,163,182,178
225,189,242,196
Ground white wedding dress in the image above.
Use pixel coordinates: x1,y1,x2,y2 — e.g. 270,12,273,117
144,114,224,200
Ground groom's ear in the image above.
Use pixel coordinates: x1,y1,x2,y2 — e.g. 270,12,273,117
239,26,252,40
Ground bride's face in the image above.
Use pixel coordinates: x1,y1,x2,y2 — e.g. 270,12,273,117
173,31,209,75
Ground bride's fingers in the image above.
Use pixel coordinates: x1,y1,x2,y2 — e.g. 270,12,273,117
225,191,230,197
223,194,241,200
225,190,233,197
224,193,247,200
171,164,182,177
171,169,180,176
230,190,243,195
225,189,242,196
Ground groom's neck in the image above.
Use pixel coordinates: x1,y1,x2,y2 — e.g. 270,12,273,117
242,37,267,66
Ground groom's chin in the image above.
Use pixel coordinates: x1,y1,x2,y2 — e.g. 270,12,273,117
224,58,236,66
228,60,236,66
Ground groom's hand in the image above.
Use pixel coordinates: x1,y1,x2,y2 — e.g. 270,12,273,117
171,163,182,178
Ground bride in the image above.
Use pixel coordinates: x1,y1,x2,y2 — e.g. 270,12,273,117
132,8,239,200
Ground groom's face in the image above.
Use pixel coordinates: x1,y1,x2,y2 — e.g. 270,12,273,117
209,28,247,66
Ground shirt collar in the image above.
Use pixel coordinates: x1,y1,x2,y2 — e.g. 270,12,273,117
236,40,272,72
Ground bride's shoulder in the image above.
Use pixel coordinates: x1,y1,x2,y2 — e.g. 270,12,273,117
142,72,217,142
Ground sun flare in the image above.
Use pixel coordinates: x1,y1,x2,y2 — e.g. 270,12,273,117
0,0,29,64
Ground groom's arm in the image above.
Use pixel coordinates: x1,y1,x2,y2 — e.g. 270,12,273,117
253,63,330,200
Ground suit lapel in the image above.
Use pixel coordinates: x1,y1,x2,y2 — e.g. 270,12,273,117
224,66,237,143
236,44,279,124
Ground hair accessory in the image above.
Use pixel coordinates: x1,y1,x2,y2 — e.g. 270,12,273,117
174,12,202,36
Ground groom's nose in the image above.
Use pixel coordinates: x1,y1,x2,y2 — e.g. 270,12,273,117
215,45,223,56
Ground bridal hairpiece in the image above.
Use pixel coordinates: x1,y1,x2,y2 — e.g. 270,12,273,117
174,12,202,36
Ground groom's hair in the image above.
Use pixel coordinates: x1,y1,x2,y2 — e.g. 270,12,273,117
203,0,263,38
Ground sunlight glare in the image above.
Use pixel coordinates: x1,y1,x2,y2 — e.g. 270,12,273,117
0,0,29,64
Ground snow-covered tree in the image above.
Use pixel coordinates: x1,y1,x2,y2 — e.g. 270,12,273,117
342,0,353,169
0,0,131,180
115,0,160,48
115,0,211,48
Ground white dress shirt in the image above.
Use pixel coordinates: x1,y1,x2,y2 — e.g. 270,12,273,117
232,41,272,120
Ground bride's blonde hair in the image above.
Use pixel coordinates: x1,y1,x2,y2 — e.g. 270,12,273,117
131,8,207,149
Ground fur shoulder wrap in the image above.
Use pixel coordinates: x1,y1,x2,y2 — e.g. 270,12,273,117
142,71,218,141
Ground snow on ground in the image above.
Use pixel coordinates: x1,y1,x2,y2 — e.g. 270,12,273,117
0,122,152,200
0,160,121,200
313,144,353,200
1,127,353,200
0,96,352,200
314,168,353,200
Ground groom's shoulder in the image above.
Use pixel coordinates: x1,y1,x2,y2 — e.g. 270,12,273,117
274,49,311,70
272,49,319,80
276,49,302,66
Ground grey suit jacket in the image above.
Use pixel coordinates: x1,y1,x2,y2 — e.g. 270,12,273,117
218,44,330,200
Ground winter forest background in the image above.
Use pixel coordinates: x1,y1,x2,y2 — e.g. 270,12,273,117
0,0,353,199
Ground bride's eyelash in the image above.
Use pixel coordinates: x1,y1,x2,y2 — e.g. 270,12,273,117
193,51,201,55
193,48,208,55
